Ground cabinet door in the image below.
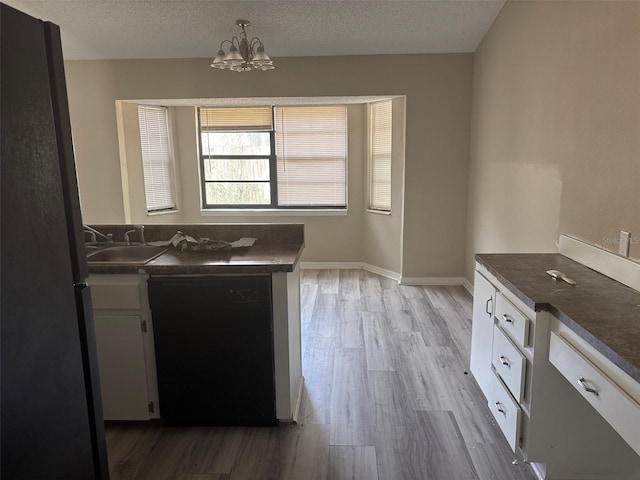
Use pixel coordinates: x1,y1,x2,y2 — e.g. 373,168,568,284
94,315,150,420
470,270,496,396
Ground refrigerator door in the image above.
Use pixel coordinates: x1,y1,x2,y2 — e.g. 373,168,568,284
1,4,105,479
43,21,89,283
76,284,110,479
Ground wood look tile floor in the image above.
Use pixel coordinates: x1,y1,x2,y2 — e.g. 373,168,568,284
105,269,537,480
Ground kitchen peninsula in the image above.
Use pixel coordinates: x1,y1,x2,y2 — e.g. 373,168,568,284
86,223,304,425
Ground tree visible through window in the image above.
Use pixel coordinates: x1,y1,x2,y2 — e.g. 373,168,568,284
199,105,347,209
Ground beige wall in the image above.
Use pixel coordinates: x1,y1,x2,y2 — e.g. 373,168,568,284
466,0,640,281
116,101,183,224
167,104,366,264
65,54,473,277
69,61,125,223
113,102,368,265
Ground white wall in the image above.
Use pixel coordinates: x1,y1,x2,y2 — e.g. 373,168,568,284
466,0,640,281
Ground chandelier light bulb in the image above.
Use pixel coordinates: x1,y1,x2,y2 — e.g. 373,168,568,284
211,49,227,68
223,45,244,64
252,46,272,65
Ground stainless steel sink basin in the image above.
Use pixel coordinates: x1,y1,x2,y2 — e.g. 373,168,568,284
86,245,167,264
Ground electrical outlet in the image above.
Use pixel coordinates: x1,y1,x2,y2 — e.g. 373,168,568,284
619,231,631,257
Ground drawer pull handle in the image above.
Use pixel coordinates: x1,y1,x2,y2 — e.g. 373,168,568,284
578,376,599,396
485,298,493,317
499,355,510,367
494,402,506,414
503,314,514,324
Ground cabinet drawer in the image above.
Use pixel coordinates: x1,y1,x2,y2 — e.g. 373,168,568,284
487,371,521,452
494,293,529,347
91,283,142,310
549,332,640,456
492,326,526,403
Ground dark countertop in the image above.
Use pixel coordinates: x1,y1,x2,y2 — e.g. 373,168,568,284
87,223,304,275
476,253,640,384
88,243,304,275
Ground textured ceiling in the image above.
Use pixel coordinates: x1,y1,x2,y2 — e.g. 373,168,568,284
4,0,505,60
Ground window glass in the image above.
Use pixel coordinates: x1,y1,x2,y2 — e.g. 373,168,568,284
204,182,271,205
203,158,270,182
201,132,271,156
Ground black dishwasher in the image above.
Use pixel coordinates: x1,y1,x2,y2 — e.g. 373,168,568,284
148,275,277,426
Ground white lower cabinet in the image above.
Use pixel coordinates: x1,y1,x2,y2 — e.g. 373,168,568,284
94,314,150,420
471,262,640,480
549,330,640,457
469,270,496,395
89,274,159,421
491,325,526,403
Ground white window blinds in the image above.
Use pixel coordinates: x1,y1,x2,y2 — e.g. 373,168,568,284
369,101,392,211
138,106,176,212
200,107,273,131
275,106,347,207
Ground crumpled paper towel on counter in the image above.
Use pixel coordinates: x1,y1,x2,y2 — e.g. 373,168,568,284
147,231,256,251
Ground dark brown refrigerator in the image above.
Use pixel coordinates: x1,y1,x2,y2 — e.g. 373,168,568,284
1,3,109,478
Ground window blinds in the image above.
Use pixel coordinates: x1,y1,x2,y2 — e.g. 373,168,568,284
138,106,176,212
275,106,347,207
200,107,273,131
369,101,392,211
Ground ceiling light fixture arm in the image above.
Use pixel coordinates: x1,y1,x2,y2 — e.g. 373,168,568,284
218,37,238,51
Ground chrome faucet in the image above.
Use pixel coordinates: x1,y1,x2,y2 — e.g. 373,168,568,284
84,225,113,243
124,225,146,245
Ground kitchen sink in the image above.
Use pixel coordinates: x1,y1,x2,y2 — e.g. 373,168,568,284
86,245,168,264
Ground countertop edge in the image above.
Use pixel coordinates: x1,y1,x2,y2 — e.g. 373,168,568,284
475,254,640,385
550,306,640,384
476,259,547,312
88,243,305,276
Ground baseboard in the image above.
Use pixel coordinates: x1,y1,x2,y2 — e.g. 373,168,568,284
528,461,545,480
300,262,364,270
462,278,473,295
400,276,466,286
300,262,467,286
300,262,401,282
362,263,401,282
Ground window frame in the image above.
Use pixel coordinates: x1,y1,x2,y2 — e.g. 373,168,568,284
197,105,348,210
198,128,278,209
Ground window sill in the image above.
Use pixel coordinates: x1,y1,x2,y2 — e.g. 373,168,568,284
200,209,348,217
147,209,180,216
366,209,391,216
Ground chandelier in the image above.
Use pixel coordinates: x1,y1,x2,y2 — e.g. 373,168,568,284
210,19,274,72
